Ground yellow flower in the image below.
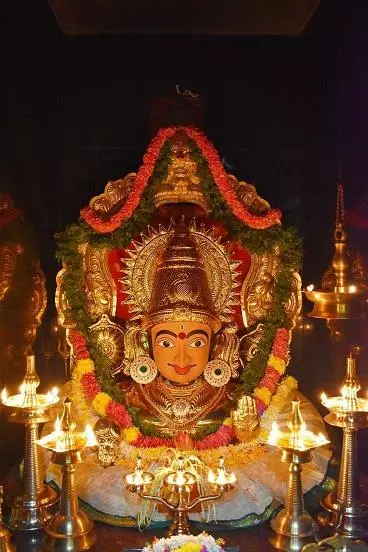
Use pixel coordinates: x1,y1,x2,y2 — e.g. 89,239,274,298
73,359,94,380
268,354,286,374
176,544,202,552
254,386,272,405
284,375,297,389
223,417,233,427
92,392,110,416
122,426,141,443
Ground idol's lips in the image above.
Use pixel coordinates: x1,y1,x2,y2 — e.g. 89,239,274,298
168,363,196,375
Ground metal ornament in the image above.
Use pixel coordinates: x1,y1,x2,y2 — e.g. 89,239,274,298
130,356,158,384
38,398,96,551
319,351,368,545
305,183,368,339
125,455,236,537
203,359,231,387
1,355,59,531
267,400,330,551
94,418,121,468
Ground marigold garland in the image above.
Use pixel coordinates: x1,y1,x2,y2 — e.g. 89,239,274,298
71,326,291,448
59,126,302,447
80,127,176,232
253,328,291,415
80,126,281,234
186,128,281,229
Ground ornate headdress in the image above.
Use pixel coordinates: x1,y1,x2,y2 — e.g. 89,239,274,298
153,130,208,212
122,219,240,332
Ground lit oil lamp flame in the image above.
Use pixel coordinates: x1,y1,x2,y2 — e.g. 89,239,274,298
46,386,60,405
268,401,329,451
1,388,8,404
306,284,314,292
85,424,97,447
268,421,281,446
55,414,62,435
166,456,195,487
207,456,236,486
125,456,153,488
348,285,357,293
321,392,328,404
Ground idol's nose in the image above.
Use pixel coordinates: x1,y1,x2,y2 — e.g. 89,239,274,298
173,341,191,366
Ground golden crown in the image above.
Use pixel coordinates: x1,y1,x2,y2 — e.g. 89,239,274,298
121,219,241,331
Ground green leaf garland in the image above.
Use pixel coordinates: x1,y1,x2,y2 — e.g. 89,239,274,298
56,137,302,435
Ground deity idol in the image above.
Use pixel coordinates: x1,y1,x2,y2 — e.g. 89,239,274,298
54,127,330,527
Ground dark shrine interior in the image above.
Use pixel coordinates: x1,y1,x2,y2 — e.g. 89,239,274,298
2,0,368,502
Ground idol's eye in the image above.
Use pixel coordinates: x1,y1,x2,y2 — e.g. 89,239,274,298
189,338,206,348
157,338,175,348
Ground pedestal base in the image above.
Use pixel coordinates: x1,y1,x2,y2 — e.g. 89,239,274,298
44,511,95,551
268,531,317,552
43,532,96,552
9,485,59,531
320,492,368,539
270,509,318,538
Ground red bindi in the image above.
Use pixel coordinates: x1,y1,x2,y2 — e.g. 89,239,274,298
178,332,186,340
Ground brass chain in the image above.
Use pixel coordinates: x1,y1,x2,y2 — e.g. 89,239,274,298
336,181,345,225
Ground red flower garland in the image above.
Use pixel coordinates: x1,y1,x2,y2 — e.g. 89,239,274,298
80,126,281,233
80,127,176,232
185,128,281,229
71,330,235,449
80,373,100,401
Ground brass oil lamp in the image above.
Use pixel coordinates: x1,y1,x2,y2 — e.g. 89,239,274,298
38,398,97,551
0,486,16,552
319,350,368,546
125,455,236,537
268,400,330,551
1,354,60,531
305,183,368,339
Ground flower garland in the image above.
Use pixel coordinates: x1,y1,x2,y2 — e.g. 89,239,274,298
143,533,225,552
185,128,281,229
71,330,234,449
80,126,281,233
71,328,292,449
80,128,176,232
253,328,291,414
58,126,302,445
112,375,297,467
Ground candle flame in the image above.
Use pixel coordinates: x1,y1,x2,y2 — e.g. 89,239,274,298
348,285,357,293
207,457,236,487
85,424,97,447
126,471,145,487
321,392,328,403
55,414,62,434
1,388,7,404
268,421,280,446
52,387,59,397
306,284,314,292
